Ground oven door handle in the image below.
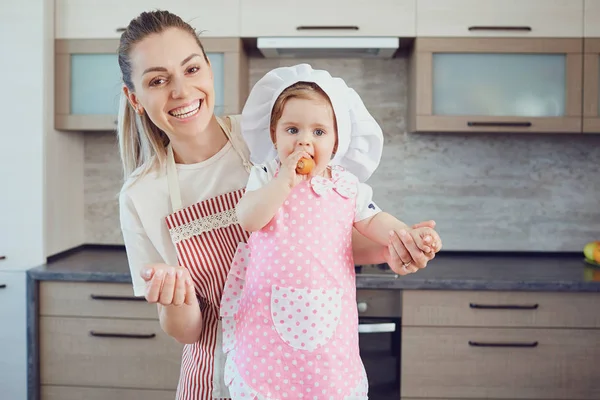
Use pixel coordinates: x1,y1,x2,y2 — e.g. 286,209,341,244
358,322,396,333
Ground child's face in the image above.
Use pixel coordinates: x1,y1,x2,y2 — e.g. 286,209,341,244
273,96,337,176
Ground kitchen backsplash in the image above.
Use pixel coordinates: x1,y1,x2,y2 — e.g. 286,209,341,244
85,55,600,251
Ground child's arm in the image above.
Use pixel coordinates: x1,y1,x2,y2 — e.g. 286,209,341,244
236,178,291,232
236,150,310,232
355,212,438,254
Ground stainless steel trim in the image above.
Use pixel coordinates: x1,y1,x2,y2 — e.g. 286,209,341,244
358,322,396,334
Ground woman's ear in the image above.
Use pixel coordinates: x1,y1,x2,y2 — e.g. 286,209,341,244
123,85,144,115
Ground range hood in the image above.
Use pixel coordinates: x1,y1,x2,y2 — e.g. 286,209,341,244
256,37,400,59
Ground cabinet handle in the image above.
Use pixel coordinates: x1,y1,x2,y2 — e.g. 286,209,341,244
469,340,538,348
467,121,532,128
0,284,6,289
90,331,156,339
90,294,146,302
0,255,5,261
468,26,532,32
469,303,539,310
296,25,359,31
116,27,126,33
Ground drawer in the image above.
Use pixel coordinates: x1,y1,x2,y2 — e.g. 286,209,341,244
402,327,600,399
403,290,600,328
42,386,176,400
40,281,157,319
40,317,183,389
356,289,401,318
417,0,584,38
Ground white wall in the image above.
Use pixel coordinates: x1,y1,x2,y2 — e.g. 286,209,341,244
0,0,47,270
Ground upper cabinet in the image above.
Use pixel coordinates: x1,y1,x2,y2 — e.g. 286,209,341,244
55,38,248,131
417,0,584,38
583,39,600,132
408,38,583,133
585,0,600,37
240,0,416,37
55,0,240,39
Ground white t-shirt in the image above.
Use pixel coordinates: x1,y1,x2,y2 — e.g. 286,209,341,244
119,140,250,296
246,159,381,222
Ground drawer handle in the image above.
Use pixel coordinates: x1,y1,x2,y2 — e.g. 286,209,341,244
467,121,532,128
90,331,156,339
468,26,532,32
297,25,359,31
469,340,538,348
90,294,147,302
469,303,539,310
0,255,5,260
0,284,6,289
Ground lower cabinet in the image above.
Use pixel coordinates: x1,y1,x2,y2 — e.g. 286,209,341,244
38,281,183,399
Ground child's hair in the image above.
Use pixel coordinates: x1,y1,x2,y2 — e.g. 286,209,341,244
116,10,209,183
269,82,339,154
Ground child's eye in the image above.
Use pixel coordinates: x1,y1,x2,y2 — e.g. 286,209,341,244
286,127,298,134
314,129,325,136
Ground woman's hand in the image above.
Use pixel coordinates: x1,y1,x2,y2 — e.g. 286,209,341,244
385,220,442,275
140,264,196,307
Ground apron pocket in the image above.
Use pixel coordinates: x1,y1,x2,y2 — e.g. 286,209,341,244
270,285,343,351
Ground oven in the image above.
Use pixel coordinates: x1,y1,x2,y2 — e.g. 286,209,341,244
356,284,402,400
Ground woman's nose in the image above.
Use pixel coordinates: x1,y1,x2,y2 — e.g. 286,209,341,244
171,77,190,99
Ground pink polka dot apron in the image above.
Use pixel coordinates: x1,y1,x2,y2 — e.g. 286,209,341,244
165,117,252,399
220,166,369,400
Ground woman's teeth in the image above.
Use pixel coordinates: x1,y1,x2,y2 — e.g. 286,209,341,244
170,100,201,119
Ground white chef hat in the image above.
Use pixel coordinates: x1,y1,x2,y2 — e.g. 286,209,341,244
241,63,384,182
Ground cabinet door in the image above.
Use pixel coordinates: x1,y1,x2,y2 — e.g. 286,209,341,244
409,38,583,133
0,271,27,400
417,0,584,38
55,39,235,131
240,0,415,37
55,0,240,39
585,0,600,37
584,39,600,132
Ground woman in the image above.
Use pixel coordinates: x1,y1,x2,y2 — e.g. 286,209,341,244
117,10,440,400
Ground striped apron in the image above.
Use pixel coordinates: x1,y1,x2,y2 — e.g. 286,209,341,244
164,117,251,399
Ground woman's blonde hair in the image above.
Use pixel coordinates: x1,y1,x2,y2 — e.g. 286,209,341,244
116,10,208,183
269,82,338,154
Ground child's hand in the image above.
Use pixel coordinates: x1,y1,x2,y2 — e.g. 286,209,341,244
276,150,311,189
406,227,442,255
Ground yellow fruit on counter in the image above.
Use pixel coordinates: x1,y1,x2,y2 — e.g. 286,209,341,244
583,241,600,263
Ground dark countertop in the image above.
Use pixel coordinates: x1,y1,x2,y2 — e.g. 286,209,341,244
27,246,600,292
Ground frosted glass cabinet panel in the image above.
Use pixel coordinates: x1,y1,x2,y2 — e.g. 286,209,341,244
583,39,600,133
55,39,247,131
432,53,566,117
409,38,583,133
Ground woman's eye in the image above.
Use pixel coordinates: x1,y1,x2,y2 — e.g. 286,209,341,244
314,129,325,136
187,66,199,74
287,127,298,134
149,78,165,87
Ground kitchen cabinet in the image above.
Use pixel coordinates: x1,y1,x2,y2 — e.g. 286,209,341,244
585,0,600,37
240,0,415,37
417,0,584,38
0,271,28,400
584,39,600,133
401,290,600,399
55,0,240,39
55,38,248,131
37,281,181,398
408,38,583,133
